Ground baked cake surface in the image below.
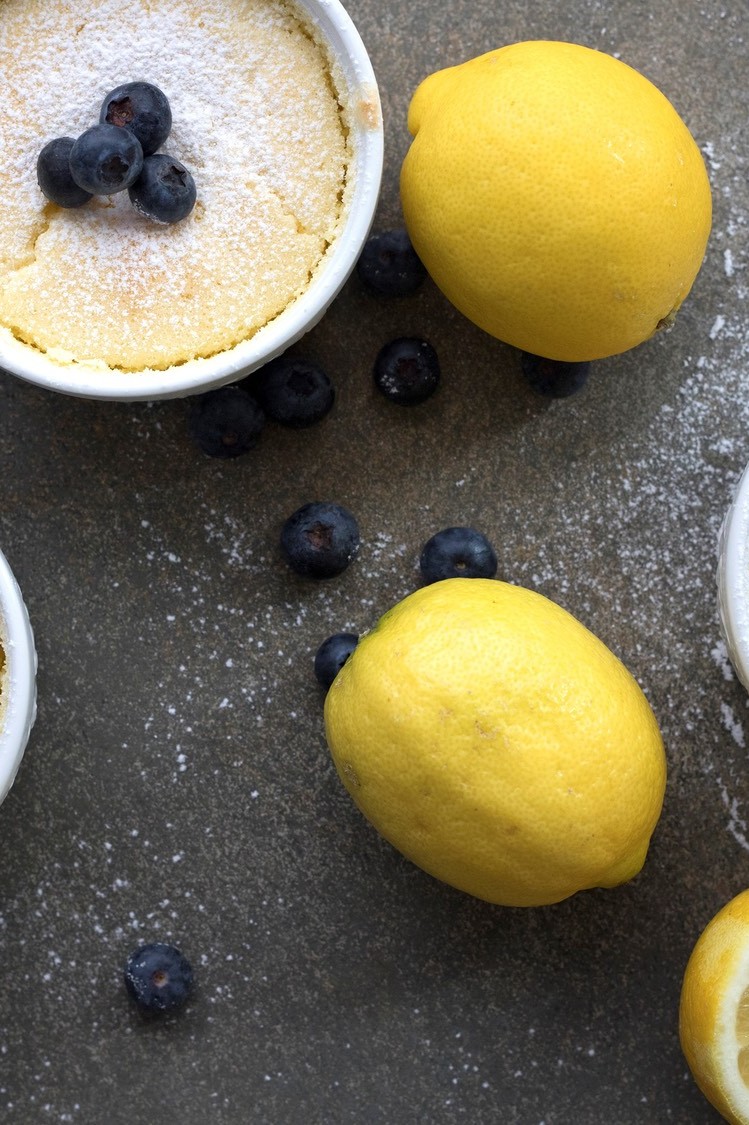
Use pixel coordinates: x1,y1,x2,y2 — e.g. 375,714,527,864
0,0,351,371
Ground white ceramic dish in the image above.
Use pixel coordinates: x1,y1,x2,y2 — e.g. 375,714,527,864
0,549,37,807
718,460,749,690
0,0,383,402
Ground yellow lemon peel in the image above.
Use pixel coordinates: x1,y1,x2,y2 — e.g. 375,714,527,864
400,41,712,361
324,579,666,907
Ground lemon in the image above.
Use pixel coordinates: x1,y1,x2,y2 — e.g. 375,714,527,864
324,578,666,907
680,889,749,1125
400,41,712,362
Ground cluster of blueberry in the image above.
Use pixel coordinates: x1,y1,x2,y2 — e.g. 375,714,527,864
186,226,591,465
37,81,196,224
359,229,440,405
357,228,591,400
188,356,336,457
313,524,499,689
185,228,440,460
184,230,591,691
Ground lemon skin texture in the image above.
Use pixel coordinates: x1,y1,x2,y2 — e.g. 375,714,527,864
400,41,712,362
324,579,666,907
680,889,749,1125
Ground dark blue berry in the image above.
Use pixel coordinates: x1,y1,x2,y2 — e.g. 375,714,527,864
100,81,172,157
281,502,360,580
37,137,93,208
249,356,334,428
314,632,358,689
373,337,440,405
520,352,591,398
129,154,196,224
356,229,427,297
420,527,498,584
69,123,143,195
124,942,193,1014
188,385,265,458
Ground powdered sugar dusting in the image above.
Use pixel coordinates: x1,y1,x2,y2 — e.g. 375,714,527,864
593,138,749,849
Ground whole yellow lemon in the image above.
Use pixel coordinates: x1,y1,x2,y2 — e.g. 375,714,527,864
324,579,666,907
680,889,749,1125
400,41,712,361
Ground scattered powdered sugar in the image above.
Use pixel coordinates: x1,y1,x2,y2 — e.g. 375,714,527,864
709,313,726,338
717,778,749,851
711,637,736,682
597,139,749,849
720,701,746,748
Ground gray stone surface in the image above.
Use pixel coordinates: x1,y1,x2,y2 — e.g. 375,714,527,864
0,0,746,1122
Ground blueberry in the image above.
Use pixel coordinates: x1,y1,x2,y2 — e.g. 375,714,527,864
129,153,196,224
37,137,93,208
281,502,360,580
249,356,334,428
520,352,591,398
100,81,172,157
373,337,440,405
314,632,359,689
124,942,193,1015
419,527,498,584
188,385,265,458
69,123,144,195
356,229,427,297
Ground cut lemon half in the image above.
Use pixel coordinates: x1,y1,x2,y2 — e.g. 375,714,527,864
680,889,749,1124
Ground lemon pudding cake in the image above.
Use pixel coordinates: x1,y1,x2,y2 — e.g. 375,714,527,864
0,0,353,373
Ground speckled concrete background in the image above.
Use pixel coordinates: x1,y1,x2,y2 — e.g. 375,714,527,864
0,1,746,1122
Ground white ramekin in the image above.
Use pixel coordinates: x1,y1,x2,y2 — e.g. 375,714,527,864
0,549,37,807
718,461,749,691
0,0,383,402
